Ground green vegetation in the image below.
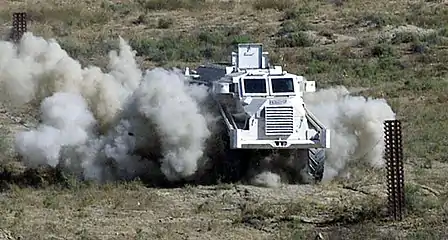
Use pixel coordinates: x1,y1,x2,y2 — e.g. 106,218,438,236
0,0,447,239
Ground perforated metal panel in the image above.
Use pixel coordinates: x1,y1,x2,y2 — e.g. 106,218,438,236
11,12,27,42
384,120,405,221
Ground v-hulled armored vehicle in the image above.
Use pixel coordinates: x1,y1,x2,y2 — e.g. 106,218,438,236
185,43,330,182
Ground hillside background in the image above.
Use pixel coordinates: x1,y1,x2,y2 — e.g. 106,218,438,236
0,0,447,239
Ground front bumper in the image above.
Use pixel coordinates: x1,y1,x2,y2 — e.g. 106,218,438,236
228,129,330,149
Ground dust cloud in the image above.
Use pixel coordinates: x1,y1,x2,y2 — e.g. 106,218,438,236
0,32,395,187
303,86,395,181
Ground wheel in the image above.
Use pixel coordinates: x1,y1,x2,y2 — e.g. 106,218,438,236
304,148,326,183
206,121,251,184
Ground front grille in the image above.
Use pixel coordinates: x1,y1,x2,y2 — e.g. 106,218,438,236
265,106,294,135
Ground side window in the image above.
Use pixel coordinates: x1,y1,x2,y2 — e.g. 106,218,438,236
230,83,239,93
229,83,234,93
243,78,267,93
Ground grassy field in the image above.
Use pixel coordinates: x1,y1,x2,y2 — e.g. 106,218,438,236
1,0,448,239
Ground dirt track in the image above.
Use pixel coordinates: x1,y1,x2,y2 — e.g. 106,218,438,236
0,181,388,240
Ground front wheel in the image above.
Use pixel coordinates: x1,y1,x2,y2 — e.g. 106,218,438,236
301,148,326,184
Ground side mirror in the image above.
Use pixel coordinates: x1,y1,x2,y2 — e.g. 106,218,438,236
242,97,253,106
304,81,316,92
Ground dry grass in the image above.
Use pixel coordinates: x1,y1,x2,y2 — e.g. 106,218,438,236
1,0,448,239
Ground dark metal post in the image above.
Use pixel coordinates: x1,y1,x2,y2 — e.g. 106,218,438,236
384,119,405,221
11,12,27,42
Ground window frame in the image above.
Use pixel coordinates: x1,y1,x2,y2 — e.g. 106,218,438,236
241,77,269,97
269,77,296,96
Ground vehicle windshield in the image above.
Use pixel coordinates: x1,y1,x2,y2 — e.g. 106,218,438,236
243,78,267,94
271,78,294,93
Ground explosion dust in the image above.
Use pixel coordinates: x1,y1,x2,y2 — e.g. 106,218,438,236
0,32,395,187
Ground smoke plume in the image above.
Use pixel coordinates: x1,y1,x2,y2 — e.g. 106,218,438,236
0,32,395,186
1,32,214,184
303,86,395,181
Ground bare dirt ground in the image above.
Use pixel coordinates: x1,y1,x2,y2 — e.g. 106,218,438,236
1,0,448,239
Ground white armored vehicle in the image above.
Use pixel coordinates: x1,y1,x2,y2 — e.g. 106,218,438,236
185,43,330,182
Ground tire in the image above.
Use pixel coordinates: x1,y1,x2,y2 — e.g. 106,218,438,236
305,148,326,183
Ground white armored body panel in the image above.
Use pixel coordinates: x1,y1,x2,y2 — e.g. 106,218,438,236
185,43,330,182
